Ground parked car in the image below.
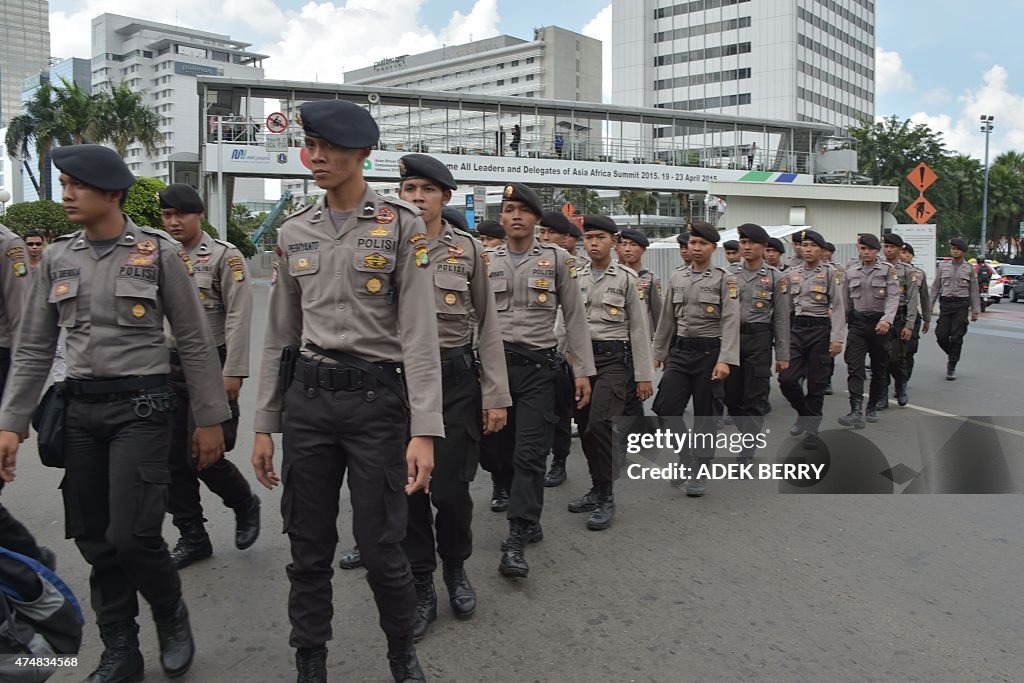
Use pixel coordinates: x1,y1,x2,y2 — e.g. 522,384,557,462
991,264,1024,302
1004,265,1024,302
977,262,998,309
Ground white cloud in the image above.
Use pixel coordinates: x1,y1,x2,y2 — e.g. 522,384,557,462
581,3,612,103
876,47,913,94
911,65,1024,158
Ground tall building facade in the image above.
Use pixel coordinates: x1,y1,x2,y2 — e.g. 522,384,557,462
0,0,51,128
91,14,267,200
612,0,875,128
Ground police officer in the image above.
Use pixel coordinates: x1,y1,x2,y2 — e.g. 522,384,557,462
440,206,468,232
0,144,229,681
822,241,844,396
482,183,594,578
567,215,653,530
836,233,899,429
541,210,585,489
879,232,920,408
394,154,511,641
617,228,660,418
778,230,846,448
899,243,931,382
724,224,790,461
251,101,441,682
652,222,739,495
678,231,693,266
564,219,589,267
765,237,786,270
157,184,261,569
475,219,506,249
785,232,805,269
723,239,741,265
930,238,980,380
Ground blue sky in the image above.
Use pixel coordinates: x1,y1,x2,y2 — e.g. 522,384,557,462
47,0,1024,157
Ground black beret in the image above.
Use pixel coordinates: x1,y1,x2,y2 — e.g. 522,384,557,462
582,215,618,234
298,100,379,148
791,231,804,243
723,240,740,250
476,220,505,239
901,242,915,256
686,221,719,244
736,223,768,245
502,183,543,217
441,207,468,231
677,232,690,245
825,242,837,252
540,211,575,235
857,233,881,250
158,184,204,213
882,232,904,247
766,237,785,253
399,154,457,191
950,238,968,251
51,144,134,192
619,228,649,248
799,229,828,249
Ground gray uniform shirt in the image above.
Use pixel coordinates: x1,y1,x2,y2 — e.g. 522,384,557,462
886,259,920,329
785,262,847,344
0,224,27,348
912,265,930,323
430,220,511,410
844,258,900,323
0,218,231,432
486,239,596,377
930,260,981,314
635,269,662,338
728,261,791,362
169,235,253,377
578,261,654,382
652,264,740,366
254,188,444,437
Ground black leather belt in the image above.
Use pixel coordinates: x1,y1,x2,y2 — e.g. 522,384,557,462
65,375,169,401
592,340,628,355
440,345,475,372
295,355,402,392
504,342,558,367
674,337,720,351
849,310,883,322
740,322,772,334
793,315,830,328
940,296,969,304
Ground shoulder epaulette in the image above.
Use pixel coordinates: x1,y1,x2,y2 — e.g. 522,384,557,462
618,263,639,278
213,238,239,250
137,225,181,246
284,202,317,221
382,195,421,215
52,231,80,242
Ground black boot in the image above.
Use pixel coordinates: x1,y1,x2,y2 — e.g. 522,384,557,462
387,636,427,683
500,521,542,550
802,433,820,450
789,422,804,437
498,520,529,578
169,520,212,570
295,646,327,683
153,598,194,677
338,546,362,570
83,621,144,683
838,397,866,429
896,381,909,407
586,483,615,531
567,484,598,513
442,561,476,619
411,573,437,642
544,456,567,487
946,361,957,381
877,390,889,410
489,484,509,512
824,382,833,395
865,398,880,423
234,493,261,550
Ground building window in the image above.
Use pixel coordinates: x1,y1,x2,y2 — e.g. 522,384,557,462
526,57,535,64
511,77,519,83
511,60,519,66
497,79,504,86
654,16,752,43
526,74,534,81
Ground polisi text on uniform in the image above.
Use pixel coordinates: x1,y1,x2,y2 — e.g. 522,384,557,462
356,238,396,251
118,265,157,282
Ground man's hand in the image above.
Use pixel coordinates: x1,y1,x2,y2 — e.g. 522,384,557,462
900,327,913,341
574,377,591,409
0,431,20,483
776,360,790,374
482,407,508,436
829,341,844,357
711,362,730,381
654,359,665,370
971,311,980,322
636,381,653,401
252,433,279,489
875,320,891,336
223,376,243,402
923,321,930,334
193,424,225,471
406,436,434,495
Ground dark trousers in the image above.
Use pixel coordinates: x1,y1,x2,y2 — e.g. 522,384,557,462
62,391,181,625
551,364,576,461
779,322,831,434
936,298,970,364
0,350,44,563
479,361,557,524
886,313,910,390
623,371,644,417
576,352,630,484
652,339,720,461
845,317,892,402
404,360,481,575
906,317,923,381
281,378,414,649
724,329,773,442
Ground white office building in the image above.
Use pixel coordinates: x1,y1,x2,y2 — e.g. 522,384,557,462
91,14,268,202
613,0,874,151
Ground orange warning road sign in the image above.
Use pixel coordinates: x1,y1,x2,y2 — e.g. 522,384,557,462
907,163,938,193
905,195,936,224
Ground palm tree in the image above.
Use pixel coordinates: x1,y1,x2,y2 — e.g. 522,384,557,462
559,187,602,214
4,83,69,200
95,82,164,157
52,78,102,143
619,190,659,227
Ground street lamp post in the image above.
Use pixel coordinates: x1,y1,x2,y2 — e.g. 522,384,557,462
980,115,995,258
0,188,11,216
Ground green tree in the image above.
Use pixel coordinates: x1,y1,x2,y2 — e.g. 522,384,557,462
123,177,167,227
558,187,602,214
95,82,164,157
1,200,75,240
4,83,68,201
930,154,983,250
985,152,1024,258
619,190,660,227
52,78,102,144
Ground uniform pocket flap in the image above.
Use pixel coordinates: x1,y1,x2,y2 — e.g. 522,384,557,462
434,272,468,291
137,465,172,485
49,278,80,303
489,277,508,293
698,291,720,304
528,276,554,291
672,289,686,303
193,272,214,290
289,252,320,276
601,292,625,307
114,278,158,301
